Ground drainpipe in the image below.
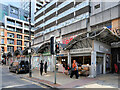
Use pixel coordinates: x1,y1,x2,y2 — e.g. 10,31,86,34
87,0,91,37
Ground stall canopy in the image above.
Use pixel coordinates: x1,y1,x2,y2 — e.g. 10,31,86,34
37,42,50,54
37,42,66,54
64,27,120,50
14,50,22,56
2,53,7,58
23,47,35,55
7,52,12,57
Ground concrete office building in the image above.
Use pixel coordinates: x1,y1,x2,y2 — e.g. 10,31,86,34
33,0,120,77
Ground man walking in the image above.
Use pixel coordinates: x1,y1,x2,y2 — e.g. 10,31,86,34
44,61,47,74
40,60,44,76
70,60,78,79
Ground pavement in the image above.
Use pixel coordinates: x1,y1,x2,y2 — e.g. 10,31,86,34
1,65,48,88
22,69,119,88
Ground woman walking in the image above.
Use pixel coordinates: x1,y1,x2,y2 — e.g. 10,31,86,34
44,61,47,74
40,60,44,76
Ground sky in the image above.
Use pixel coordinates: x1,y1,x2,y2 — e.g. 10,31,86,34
0,0,21,8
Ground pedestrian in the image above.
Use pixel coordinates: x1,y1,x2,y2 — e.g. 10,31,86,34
70,60,78,79
40,60,44,76
64,64,68,75
75,61,79,78
44,61,47,74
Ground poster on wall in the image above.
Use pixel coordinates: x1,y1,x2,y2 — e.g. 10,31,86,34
32,56,41,70
43,56,52,71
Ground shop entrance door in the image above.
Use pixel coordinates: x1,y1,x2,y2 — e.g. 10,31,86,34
96,57,103,75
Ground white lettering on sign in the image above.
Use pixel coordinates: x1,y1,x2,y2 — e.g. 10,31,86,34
99,46,109,52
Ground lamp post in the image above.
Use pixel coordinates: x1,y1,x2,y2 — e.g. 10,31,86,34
29,0,32,78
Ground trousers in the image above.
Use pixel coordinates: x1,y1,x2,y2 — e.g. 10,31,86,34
70,70,78,79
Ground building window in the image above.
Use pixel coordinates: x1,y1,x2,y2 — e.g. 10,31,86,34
16,28,22,33
7,27,15,32
7,33,14,38
24,24,29,29
24,30,29,34
16,21,22,27
94,4,100,9
7,46,14,52
17,40,22,45
17,47,22,50
17,34,22,39
7,19,15,25
1,47,4,52
1,39,4,44
24,42,28,46
1,32,4,36
7,39,14,45
24,36,29,40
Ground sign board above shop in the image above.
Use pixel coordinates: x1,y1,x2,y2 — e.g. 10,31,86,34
99,46,109,52
42,52,51,56
70,48,92,54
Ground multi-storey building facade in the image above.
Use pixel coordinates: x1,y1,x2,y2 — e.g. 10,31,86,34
0,16,34,61
21,0,50,23
34,0,120,76
0,3,35,62
0,3,29,22
34,0,90,46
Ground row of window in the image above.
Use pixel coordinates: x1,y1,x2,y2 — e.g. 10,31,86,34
1,46,24,52
1,38,28,46
35,0,88,25
7,32,31,40
7,20,34,29
7,26,34,33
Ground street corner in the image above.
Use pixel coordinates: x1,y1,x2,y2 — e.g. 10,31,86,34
21,76,61,88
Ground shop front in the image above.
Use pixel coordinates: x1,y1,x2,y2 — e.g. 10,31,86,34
64,27,120,77
56,49,68,72
36,42,54,72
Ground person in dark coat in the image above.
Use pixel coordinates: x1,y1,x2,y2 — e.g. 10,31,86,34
44,61,47,74
40,60,44,76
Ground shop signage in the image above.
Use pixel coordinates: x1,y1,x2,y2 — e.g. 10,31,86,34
62,35,77,44
99,46,109,52
42,52,51,56
57,54,64,57
70,48,92,54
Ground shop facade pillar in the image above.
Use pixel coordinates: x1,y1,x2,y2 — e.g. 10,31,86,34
68,51,71,68
103,53,106,74
89,51,96,78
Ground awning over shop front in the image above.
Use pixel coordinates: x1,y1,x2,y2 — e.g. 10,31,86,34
14,50,22,56
64,27,120,50
7,52,12,57
37,42,50,54
22,47,35,55
37,42,67,54
2,53,7,58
